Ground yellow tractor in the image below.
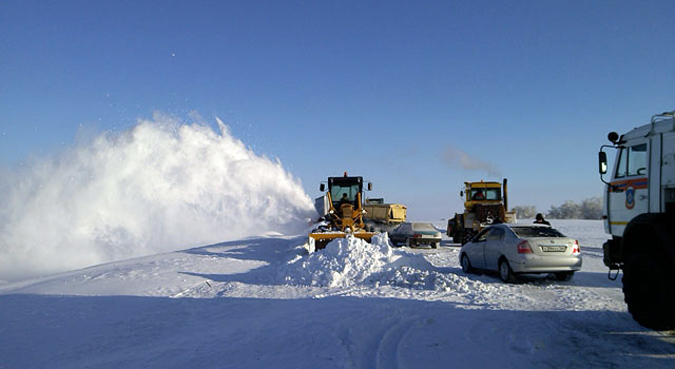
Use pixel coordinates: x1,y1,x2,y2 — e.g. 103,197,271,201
446,179,517,244
308,173,377,251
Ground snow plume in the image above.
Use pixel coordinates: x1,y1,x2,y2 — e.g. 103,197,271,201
441,145,501,176
0,114,317,281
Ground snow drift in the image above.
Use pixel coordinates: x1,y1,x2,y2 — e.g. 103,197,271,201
0,114,317,281
283,234,500,301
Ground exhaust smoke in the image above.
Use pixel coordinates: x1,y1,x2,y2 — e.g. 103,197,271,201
441,145,502,177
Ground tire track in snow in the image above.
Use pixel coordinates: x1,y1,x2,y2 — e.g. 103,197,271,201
374,317,418,369
353,315,419,369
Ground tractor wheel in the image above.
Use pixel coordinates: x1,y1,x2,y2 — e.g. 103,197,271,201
462,230,476,245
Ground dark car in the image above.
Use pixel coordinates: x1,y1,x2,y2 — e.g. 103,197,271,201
389,222,442,248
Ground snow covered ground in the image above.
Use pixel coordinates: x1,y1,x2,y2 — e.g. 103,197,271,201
1,219,675,368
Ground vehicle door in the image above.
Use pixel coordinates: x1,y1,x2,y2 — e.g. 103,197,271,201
391,223,409,245
465,228,490,269
483,227,506,271
608,140,649,235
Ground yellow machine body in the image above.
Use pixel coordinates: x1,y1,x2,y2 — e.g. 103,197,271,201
308,174,377,251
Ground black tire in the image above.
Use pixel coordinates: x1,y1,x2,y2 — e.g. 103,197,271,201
451,230,460,244
622,252,675,330
554,271,574,281
461,254,473,274
432,242,439,249
498,258,516,283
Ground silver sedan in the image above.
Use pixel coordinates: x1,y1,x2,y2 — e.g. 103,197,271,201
459,223,582,282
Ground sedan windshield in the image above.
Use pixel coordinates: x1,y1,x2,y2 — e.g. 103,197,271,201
411,223,437,232
511,226,565,238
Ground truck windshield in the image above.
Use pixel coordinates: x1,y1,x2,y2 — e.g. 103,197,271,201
331,184,359,204
615,143,647,178
470,188,501,200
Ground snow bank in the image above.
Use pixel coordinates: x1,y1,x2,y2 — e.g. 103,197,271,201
283,234,498,299
283,234,399,287
552,219,610,249
0,113,317,281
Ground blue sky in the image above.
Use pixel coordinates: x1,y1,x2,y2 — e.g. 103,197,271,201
2,0,675,220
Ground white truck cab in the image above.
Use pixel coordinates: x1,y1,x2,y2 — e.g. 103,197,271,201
599,109,675,330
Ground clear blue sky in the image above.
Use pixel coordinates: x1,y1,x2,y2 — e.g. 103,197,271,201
2,0,674,220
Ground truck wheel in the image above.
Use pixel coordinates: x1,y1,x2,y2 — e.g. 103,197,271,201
498,258,516,283
452,230,461,244
622,251,675,330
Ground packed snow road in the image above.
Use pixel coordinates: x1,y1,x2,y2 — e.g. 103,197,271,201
1,220,674,368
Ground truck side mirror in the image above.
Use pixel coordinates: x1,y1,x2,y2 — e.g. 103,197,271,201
599,151,608,175
460,190,464,197
367,182,372,191
320,183,325,192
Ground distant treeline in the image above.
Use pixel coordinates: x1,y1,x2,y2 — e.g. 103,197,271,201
513,197,603,220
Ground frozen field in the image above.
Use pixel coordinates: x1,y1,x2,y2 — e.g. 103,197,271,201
1,219,675,368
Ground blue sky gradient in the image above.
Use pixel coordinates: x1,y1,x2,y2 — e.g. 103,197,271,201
2,1,674,220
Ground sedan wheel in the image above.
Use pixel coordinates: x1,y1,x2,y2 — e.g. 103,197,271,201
461,254,473,274
499,259,516,283
390,237,401,248
554,271,574,281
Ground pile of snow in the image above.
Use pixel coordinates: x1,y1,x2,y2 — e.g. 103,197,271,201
283,234,400,287
0,114,317,281
282,234,499,299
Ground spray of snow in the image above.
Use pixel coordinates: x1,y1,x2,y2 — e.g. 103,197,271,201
0,113,317,281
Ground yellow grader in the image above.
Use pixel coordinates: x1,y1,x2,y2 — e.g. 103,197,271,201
308,173,377,251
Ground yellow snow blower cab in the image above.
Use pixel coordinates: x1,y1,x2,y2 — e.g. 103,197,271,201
308,173,377,251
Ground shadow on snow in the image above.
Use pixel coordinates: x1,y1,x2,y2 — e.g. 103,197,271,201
1,294,674,369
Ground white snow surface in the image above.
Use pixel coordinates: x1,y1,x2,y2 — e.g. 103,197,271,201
2,219,675,368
